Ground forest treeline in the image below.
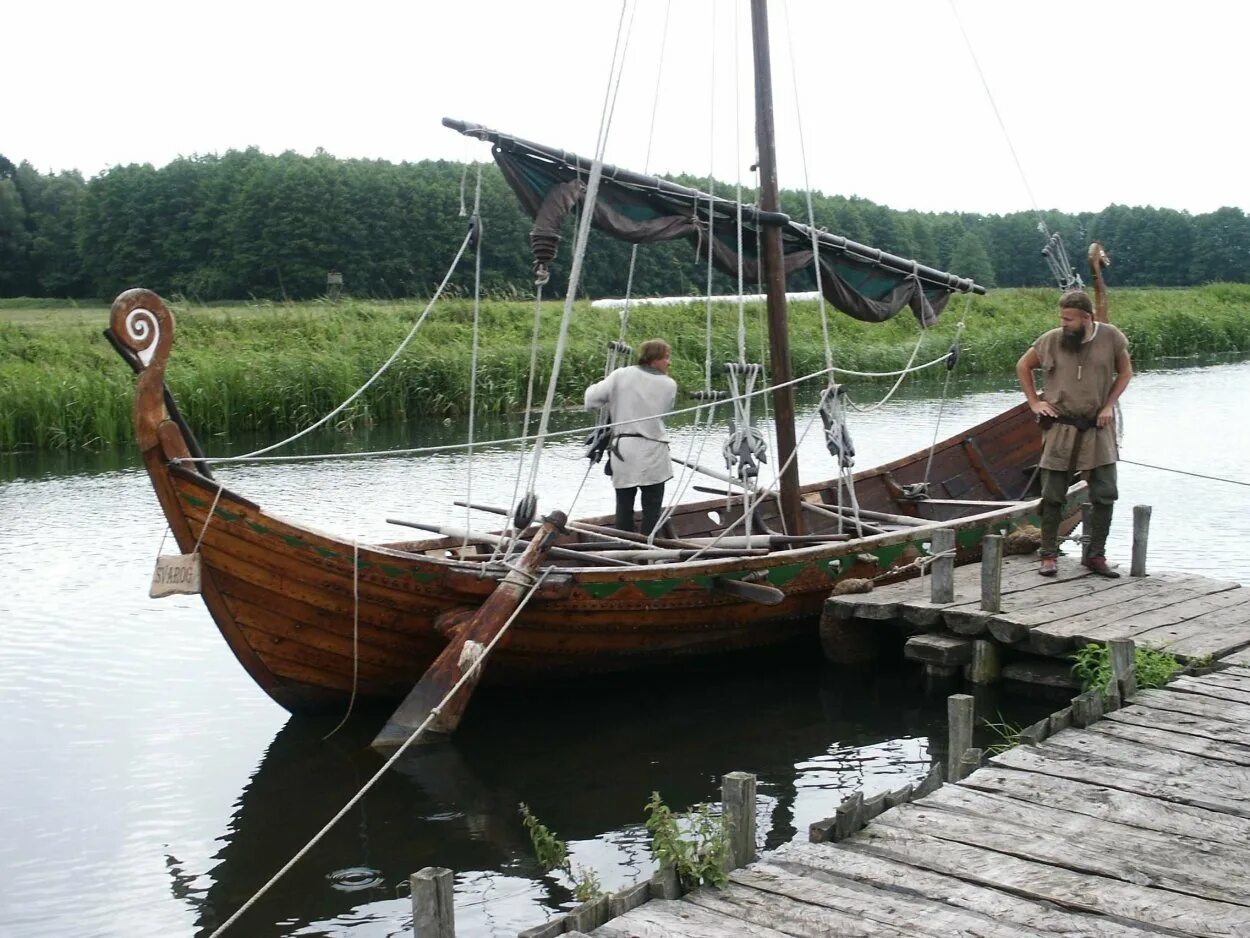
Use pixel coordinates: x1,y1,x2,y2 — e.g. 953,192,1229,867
1,149,1248,301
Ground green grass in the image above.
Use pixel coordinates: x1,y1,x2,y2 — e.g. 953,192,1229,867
2,284,1249,451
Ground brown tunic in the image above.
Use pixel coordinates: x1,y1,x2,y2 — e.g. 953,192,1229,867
1034,322,1129,471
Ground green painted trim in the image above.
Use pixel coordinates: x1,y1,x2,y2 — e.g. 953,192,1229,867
764,563,806,587
580,581,626,599
633,578,682,599
246,521,272,535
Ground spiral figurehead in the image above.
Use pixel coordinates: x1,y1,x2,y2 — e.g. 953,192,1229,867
109,288,174,373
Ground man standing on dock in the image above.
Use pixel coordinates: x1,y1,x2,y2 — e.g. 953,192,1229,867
584,338,678,536
1016,290,1133,578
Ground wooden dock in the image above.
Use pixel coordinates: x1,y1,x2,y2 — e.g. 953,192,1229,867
558,655,1250,938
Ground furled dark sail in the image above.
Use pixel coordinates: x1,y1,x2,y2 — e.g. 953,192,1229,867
445,118,984,325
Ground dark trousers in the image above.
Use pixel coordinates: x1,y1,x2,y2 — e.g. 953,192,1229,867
1040,464,1118,558
615,483,666,535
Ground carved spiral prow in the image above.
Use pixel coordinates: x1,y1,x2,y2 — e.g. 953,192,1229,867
1088,242,1111,323
109,288,175,372
109,288,179,451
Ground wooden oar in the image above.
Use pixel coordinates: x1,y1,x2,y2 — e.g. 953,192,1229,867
371,512,567,751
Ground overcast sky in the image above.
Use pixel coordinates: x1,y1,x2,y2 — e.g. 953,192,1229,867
8,0,1246,217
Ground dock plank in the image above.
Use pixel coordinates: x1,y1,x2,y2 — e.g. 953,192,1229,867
769,842,1161,938
595,898,791,938
1169,675,1250,706
1087,717,1250,767
683,879,914,938
848,823,1250,937
1105,700,1250,747
893,784,1250,906
958,763,1250,848
1131,687,1250,726
720,863,1056,938
1223,648,1250,666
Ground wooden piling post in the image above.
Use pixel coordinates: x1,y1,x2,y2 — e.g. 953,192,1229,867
980,534,1003,613
1080,502,1093,564
956,747,982,782
947,694,974,782
1109,638,1137,701
930,529,956,604
722,771,757,872
964,639,1001,685
411,867,455,938
1131,505,1152,577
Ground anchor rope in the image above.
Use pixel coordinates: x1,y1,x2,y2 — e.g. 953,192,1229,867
182,352,955,466
206,569,551,938
1118,460,1250,488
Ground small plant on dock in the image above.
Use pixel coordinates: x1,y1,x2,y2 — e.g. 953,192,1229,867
518,804,603,902
982,713,1025,755
644,793,729,891
1071,643,1180,698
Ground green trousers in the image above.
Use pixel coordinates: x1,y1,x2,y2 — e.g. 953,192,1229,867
1040,463,1118,559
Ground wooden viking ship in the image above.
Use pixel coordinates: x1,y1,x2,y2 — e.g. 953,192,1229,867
107,1,1083,739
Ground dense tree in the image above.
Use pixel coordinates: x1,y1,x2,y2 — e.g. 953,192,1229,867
0,149,1246,300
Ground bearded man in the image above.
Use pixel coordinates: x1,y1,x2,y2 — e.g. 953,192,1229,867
1016,290,1133,577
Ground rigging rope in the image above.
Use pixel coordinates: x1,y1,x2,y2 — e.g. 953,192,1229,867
207,570,550,938
462,166,484,551
183,352,955,466
321,537,360,741
232,228,475,460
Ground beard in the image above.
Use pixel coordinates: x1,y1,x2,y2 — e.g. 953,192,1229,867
1060,325,1086,351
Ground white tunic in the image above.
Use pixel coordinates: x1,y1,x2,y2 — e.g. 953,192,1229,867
584,365,678,488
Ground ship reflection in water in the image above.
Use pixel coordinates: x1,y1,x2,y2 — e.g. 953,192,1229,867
185,649,959,937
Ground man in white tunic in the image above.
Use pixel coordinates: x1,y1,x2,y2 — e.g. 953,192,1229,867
584,339,678,535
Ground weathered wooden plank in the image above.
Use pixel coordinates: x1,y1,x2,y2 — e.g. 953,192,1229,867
984,575,1176,643
594,898,793,938
1188,669,1250,691
1087,717,1250,767
1000,659,1080,691
1223,648,1250,666
877,786,1250,906
1029,582,1246,654
993,739,1250,818
685,878,915,938
1132,687,1250,726
1033,730,1250,813
1169,675,1250,706
903,633,972,665
964,639,1000,684
724,863,1055,938
959,763,1250,848
1104,700,1250,747
770,842,1163,938
846,823,1250,937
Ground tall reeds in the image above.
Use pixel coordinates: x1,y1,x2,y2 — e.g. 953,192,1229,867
2,285,1247,451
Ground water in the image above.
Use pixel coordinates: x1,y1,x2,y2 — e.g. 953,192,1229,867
2,357,1248,937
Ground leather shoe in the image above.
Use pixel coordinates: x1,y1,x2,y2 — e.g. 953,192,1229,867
1082,555,1121,578
1038,556,1058,577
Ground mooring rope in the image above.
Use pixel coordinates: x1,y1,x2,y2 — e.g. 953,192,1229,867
1119,459,1250,488
321,537,360,741
462,166,484,552
207,570,551,938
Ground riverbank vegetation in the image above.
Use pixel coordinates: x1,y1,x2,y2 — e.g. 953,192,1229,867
2,284,1248,452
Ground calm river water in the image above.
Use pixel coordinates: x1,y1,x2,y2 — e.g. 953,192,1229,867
2,357,1248,937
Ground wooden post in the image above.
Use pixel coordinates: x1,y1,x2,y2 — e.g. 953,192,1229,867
956,747,982,782
964,639,1000,685
411,867,455,938
1131,505,1151,577
947,694,974,782
930,529,956,604
1080,502,1093,564
722,771,757,872
980,534,1003,613
1109,638,1137,701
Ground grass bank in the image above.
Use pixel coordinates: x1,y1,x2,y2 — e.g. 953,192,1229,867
2,284,1248,451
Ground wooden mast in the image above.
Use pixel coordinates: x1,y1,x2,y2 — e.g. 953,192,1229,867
750,0,803,535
